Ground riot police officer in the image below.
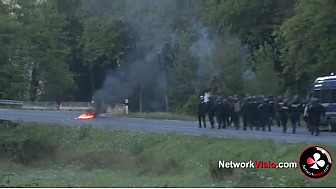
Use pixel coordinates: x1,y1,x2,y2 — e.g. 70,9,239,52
276,95,284,127
288,95,302,134
222,98,230,129
197,96,207,128
280,99,289,133
232,99,241,130
215,97,225,129
241,97,253,131
258,98,271,131
307,98,325,136
267,94,275,126
250,96,259,130
206,96,216,128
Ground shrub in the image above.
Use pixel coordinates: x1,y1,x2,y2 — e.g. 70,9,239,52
208,160,233,182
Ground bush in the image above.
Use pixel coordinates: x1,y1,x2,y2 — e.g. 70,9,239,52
208,160,233,182
182,95,198,115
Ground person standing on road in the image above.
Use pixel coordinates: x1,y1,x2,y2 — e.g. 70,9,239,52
250,96,259,130
307,98,325,136
288,95,302,134
206,96,216,129
233,98,241,130
258,98,271,131
267,94,275,126
222,98,230,129
280,99,289,133
242,97,253,131
215,97,225,129
197,96,207,128
276,95,284,127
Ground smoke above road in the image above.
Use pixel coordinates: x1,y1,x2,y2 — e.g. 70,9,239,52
90,0,249,114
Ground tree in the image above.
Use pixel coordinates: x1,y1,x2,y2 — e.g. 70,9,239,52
168,32,198,113
246,42,281,95
202,0,295,48
80,14,129,93
275,0,336,95
15,0,74,101
206,34,248,96
0,2,30,100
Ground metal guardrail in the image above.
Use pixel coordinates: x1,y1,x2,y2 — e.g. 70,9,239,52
22,101,58,110
22,101,93,111
0,99,120,111
0,99,23,105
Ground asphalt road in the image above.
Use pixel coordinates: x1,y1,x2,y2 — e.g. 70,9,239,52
1,109,335,145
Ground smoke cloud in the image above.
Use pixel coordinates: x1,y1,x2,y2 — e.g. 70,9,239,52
90,0,250,113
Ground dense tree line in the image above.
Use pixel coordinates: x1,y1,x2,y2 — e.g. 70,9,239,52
0,0,335,113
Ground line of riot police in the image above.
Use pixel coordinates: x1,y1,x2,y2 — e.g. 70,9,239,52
197,94,325,136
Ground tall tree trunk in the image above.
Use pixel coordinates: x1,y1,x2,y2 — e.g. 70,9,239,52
164,93,169,112
30,66,38,101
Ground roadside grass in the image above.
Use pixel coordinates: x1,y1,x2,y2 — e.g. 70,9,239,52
0,122,335,187
112,111,197,121
0,105,22,109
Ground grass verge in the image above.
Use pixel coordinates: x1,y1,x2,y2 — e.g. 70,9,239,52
0,122,335,187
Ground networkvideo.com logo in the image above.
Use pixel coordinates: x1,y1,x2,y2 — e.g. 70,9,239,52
299,145,333,179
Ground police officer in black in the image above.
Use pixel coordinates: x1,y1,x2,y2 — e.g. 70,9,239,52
288,95,302,134
215,97,225,129
250,96,259,130
241,97,253,131
280,99,289,133
267,94,275,126
258,98,271,131
307,98,325,136
197,96,207,128
222,98,231,129
276,95,284,127
206,96,216,129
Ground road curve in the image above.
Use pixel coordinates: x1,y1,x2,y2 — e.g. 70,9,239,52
0,109,335,145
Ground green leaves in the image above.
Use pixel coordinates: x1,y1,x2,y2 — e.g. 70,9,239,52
246,42,281,95
0,0,75,101
81,15,128,68
276,0,336,94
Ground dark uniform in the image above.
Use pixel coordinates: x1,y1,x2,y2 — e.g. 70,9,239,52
206,96,216,128
222,99,230,128
280,99,289,133
276,96,283,127
232,99,241,130
267,94,275,126
307,98,325,136
242,97,253,131
258,99,271,131
250,97,259,130
197,96,207,128
227,96,234,126
288,95,302,134
215,98,225,129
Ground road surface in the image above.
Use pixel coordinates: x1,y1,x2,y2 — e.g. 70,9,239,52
0,109,335,145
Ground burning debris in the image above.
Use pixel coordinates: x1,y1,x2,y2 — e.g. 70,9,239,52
76,109,96,120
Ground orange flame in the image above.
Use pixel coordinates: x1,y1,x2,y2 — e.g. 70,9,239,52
77,112,95,120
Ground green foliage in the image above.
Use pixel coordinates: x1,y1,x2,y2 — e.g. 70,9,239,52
81,15,128,68
203,0,295,47
168,32,198,111
275,0,336,95
206,35,248,96
1,0,335,108
246,42,281,95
